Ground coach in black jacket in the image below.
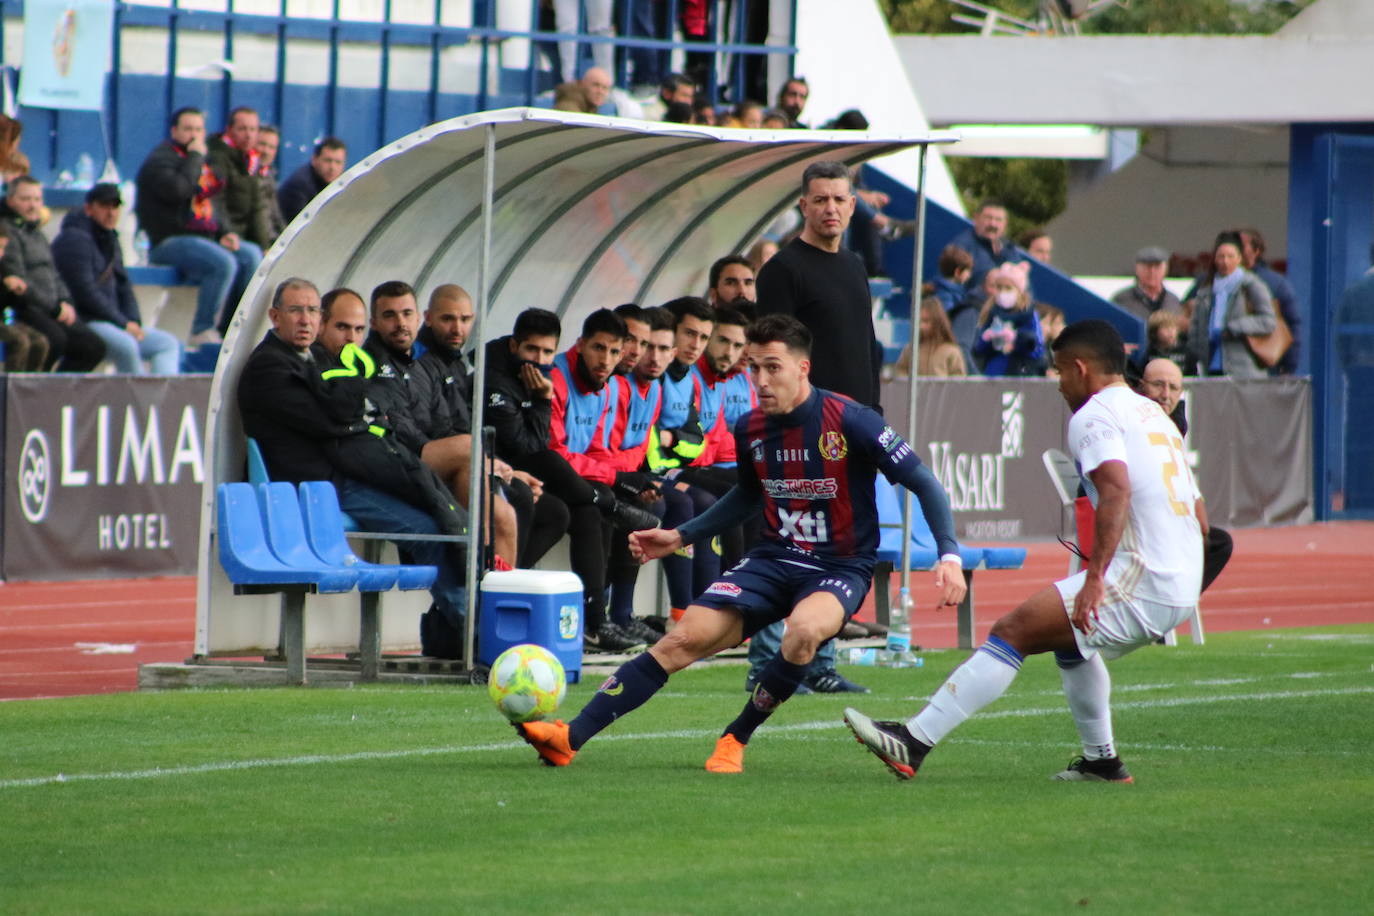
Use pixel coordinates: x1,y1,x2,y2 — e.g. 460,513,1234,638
237,278,470,640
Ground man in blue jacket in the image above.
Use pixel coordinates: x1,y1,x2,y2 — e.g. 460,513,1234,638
52,184,182,375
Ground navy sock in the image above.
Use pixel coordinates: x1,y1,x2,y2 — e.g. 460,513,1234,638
568,652,669,750
724,654,807,745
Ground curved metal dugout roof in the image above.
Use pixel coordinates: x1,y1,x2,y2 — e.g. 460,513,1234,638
207,108,954,479
196,108,956,648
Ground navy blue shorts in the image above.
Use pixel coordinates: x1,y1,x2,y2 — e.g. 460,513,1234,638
692,546,874,640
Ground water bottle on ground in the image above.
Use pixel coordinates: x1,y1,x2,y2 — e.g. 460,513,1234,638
881,588,923,668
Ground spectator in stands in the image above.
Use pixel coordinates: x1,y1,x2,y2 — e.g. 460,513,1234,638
1019,228,1053,264
52,183,181,375
255,125,286,243
1141,309,1188,374
625,0,667,92
947,198,1024,298
706,255,755,306
362,280,520,566
1111,246,1183,323
1186,231,1277,379
725,100,764,129
1037,303,1065,348
0,224,50,371
578,66,644,118
641,73,696,122
663,101,694,124
135,107,260,348
277,137,347,225
895,296,967,378
747,238,777,273
0,114,30,182
552,82,597,113
239,278,470,657
929,245,973,324
760,109,789,130
207,107,274,262
1137,357,1232,594
0,176,105,372
1238,227,1299,374
777,77,810,128
692,97,718,126
553,0,613,84
972,262,1046,377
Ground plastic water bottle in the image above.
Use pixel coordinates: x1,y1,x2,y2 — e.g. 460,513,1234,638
134,230,151,266
838,647,924,669
75,153,96,187
887,588,914,654
839,647,879,666
880,587,924,668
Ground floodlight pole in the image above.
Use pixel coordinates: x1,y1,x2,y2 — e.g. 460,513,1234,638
898,143,930,593
463,124,497,666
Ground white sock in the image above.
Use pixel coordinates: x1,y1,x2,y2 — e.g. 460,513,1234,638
1058,652,1116,760
908,637,1023,746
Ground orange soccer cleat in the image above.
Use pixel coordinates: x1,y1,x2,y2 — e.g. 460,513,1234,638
704,733,746,774
514,719,576,767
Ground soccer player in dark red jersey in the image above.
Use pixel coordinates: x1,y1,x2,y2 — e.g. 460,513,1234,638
513,314,965,773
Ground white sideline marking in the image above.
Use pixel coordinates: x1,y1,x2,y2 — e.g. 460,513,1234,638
2,685,1370,792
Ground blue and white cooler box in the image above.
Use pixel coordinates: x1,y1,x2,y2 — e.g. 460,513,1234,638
479,569,584,683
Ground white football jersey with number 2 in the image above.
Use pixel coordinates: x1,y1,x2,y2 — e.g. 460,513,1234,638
1069,385,1204,607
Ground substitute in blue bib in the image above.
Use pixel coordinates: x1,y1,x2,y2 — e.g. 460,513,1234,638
511,314,966,774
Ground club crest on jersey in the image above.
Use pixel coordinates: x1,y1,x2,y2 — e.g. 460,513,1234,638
705,581,743,598
818,430,848,461
750,438,764,462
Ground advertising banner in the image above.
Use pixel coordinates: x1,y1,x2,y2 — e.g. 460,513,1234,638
4,376,212,581
18,0,114,112
880,376,1313,541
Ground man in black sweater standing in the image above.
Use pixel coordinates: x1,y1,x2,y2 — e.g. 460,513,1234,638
751,159,879,695
756,160,881,410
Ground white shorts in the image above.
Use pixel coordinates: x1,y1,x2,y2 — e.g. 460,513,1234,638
1054,570,1197,661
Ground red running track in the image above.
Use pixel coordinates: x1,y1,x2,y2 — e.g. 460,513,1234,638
2,522,1372,701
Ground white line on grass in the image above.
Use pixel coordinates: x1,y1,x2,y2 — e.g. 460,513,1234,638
2,685,1369,792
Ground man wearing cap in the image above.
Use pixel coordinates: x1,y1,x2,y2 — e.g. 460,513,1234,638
53,183,183,374
1112,247,1183,323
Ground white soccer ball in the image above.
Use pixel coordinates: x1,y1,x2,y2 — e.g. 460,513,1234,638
487,644,567,723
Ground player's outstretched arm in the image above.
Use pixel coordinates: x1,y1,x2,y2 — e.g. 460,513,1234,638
629,528,682,563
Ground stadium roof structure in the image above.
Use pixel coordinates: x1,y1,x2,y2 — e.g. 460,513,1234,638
197,108,957,659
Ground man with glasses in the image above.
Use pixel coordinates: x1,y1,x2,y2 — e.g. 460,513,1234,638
1138,357,1232,595
238,277,470,644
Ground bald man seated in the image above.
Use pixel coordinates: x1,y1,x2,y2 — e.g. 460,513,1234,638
1138,357,1232,592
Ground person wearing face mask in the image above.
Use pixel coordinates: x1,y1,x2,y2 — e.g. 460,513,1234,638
973,262,1045,376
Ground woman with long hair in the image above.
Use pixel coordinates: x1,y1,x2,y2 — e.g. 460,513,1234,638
1186,230,1277,378
895,296,967,377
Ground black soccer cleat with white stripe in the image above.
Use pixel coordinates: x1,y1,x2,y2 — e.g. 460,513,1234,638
1053,755,1134,783
843,707,931,781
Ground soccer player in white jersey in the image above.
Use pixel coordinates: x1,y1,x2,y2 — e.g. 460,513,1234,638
845,319,1205,783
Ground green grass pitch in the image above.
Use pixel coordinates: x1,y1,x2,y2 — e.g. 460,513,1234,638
3,625,1372,914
